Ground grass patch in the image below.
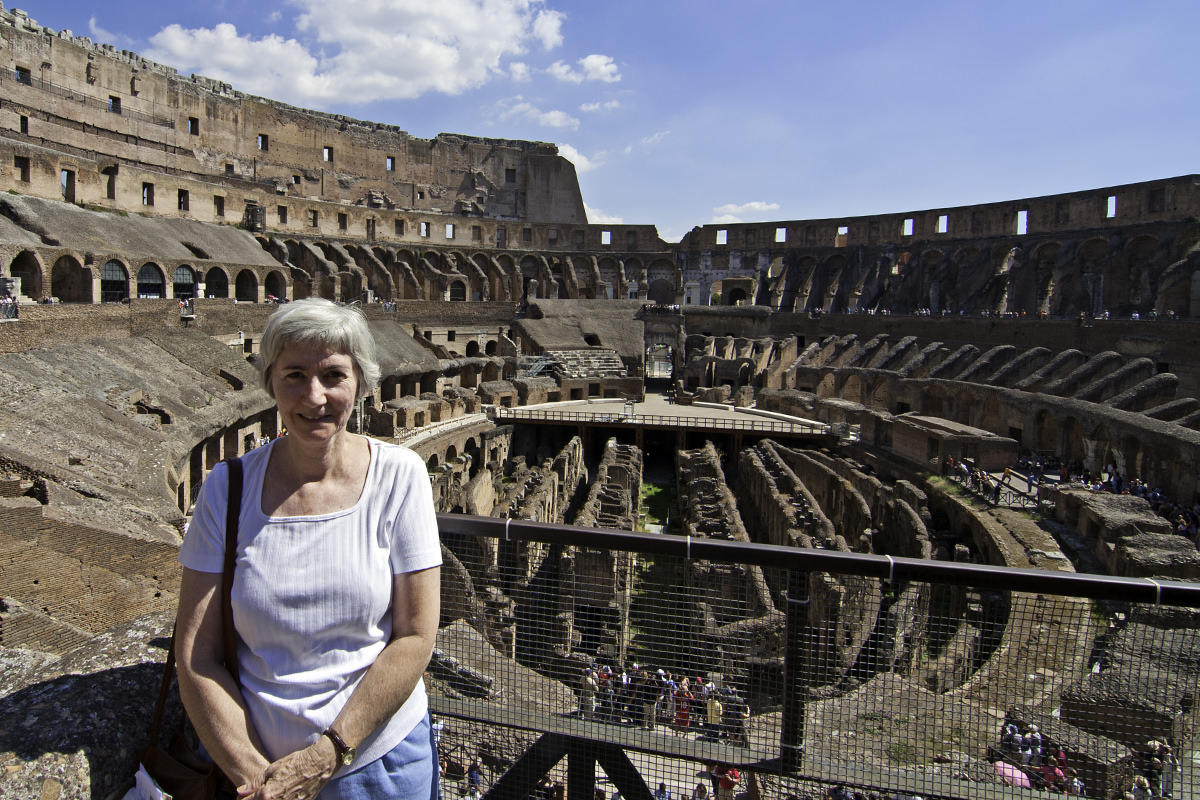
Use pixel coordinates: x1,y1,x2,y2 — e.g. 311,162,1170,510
640,482,672,528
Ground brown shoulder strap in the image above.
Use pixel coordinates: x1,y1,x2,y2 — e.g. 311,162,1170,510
147,457,243,746
222,456,242,686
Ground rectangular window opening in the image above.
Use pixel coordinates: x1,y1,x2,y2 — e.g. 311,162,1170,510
15,66,32,85
836,225,849,247
601,230,612,246
257,133,269,151
420,221,430,238
716,229,728,246
386,156,395,171
548,228,558,245
214,195,225,217
293,175,302,185
395,219,405,236
522,227,532,243
141,182,154,206
19,115,28,135
902,218,914,237
445,223,455,239
1106,195,1117,218
936,215,948,234
14,156,30,183
505,168,516,183
225,163,234,176
177,189,189,211
61,169,76,202
417,190,425,200
189,117,200,136
471,225,482,242
496,228,506,247
108,96,122,114
308,209,318,227
1016,209,1029,235
277,205,288,224
775,227,787,243
338,213,348,231
323,146,334,163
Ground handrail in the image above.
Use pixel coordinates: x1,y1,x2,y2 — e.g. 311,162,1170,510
492,407,835,437
436,512,1200,607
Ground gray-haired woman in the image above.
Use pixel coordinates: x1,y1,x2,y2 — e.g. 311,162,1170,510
176,298,442,799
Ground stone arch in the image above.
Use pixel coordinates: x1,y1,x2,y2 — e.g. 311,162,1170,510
1061,416,1085,468
264,269,288,301
465,341,480,358
868,379,890,410
780,256,815,312
448,280,467,302
9,250,44,302
519,255,542,300
100,259,129,303
1117,433,1144,482
137,263,166,298
1089,422,1114,476
234,269,258,302
51,254,91,303
485,339,498,356
1112,234,1157,313
205,267,230,298
1030,242,1061,315
816,254,846,312
172,265,197,300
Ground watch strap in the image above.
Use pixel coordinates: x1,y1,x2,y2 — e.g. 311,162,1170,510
323,727,355,769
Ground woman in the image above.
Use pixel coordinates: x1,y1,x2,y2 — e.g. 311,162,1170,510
176,298,442,799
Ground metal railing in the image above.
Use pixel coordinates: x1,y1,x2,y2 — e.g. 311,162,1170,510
3,69,176,128
492,407,840,438
432,513,1200,800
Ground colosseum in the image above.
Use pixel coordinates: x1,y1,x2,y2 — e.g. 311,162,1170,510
1,7,1199,800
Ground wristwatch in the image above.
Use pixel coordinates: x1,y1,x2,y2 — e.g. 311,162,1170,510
322,727,356,770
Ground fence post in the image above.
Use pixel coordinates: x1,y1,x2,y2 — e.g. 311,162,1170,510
780,568,809,773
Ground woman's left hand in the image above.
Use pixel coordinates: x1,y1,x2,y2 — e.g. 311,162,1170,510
237,739,336,800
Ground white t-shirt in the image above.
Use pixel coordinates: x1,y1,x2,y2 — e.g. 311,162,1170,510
179,438,442,773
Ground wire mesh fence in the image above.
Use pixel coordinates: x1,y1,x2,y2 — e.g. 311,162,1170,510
430,515,1200,800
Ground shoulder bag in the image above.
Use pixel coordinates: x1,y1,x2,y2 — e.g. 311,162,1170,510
137,457,243,800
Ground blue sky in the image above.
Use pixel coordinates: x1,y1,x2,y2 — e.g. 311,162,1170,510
23,1,1200,242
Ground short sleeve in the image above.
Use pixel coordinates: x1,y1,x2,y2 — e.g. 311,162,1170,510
382,445,442,575
178,459,230,573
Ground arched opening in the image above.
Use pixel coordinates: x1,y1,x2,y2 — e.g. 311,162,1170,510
9,251,43,302
264,270,288,302
51,254,91,303
449,281,467,301
205,268,230,298
101,259,129,303
235,269,259,302
137,263,165,298
465,341,480,357
173,265,196,300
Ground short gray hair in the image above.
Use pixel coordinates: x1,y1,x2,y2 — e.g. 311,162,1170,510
258,299,380,399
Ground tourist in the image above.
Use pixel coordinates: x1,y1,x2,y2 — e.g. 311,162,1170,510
673,677,693,735
467,760,484,794
175,298,442,799
580,668,598,719
654,782,672,800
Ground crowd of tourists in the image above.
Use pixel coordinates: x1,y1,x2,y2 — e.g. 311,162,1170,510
577,664,750,744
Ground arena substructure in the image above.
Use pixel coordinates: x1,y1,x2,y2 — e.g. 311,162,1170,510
0,6,1199,797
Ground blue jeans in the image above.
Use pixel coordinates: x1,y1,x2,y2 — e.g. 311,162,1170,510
320,713,438,800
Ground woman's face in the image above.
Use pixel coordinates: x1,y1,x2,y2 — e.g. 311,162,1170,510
271,342,359,446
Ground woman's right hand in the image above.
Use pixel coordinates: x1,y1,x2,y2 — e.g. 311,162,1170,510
237,738,337,800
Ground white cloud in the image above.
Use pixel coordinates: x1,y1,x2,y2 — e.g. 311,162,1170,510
557,144,603,174
531,9,565,50
711,201,781,223
145,0,565,107
497,96,580,130
585,203,623,224
641,130,670,146
88,16,129,47
549,54,621,84
266,10,282,24
509,62,532,82
580,100,620,113
579,54,620,83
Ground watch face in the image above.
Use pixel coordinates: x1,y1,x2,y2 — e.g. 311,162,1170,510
343,749,356,766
